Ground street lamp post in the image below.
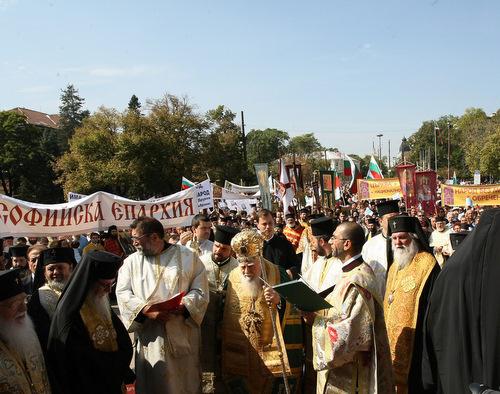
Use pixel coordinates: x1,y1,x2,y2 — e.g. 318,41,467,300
434,126,439,173
447,122,451,180
376,134,383,163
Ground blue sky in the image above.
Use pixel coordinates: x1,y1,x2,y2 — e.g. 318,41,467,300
1,0,499,156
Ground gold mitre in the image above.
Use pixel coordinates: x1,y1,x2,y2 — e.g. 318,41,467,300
231,229,264,258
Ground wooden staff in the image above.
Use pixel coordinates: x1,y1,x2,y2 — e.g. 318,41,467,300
259,258,291,394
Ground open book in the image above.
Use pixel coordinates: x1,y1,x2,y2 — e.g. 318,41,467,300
272,277,334,312
147,291,185,313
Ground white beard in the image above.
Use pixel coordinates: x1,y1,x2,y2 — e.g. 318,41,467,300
393,240,419,270
0,314,43,362
240,274,263,299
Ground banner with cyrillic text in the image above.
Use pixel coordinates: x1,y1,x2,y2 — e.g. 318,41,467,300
0,179,213,237
441,184,500,207
357,178,402,200
224,181,259,194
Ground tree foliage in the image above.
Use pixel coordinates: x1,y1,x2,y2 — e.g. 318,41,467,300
0,111,63,202
201,105,247,183
246,128,289,167
406,108,499,181
58,84,90,150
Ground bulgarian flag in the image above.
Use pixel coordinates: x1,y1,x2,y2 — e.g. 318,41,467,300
366,156,384,179
181,177,195,190
344,154,362,192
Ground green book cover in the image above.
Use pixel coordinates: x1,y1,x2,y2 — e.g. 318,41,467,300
272,279,333,312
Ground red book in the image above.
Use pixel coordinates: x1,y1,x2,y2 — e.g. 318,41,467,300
147,291,185,313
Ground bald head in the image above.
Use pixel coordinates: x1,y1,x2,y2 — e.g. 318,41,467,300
336,222,365,255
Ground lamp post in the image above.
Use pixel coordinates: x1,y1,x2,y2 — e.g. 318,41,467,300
376,134,383,163
447,122,451,180
434,126,439,172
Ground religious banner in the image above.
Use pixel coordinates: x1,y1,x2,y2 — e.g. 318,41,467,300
319,170,335,208
395,163,417,209
311,181,321,211
0,179,213,237
224,180,259,195
285,164,304,192
415,170,437,215
441,184,500,207
356,178,402,200
254,163,273,210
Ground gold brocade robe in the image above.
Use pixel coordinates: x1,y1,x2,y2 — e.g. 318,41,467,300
0,339,51,394
221,259,292,393
383,251,436,393
312,262,394,394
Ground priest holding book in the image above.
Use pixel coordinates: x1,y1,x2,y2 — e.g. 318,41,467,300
221,229,303,393
312,222,394,393
116,216,209,394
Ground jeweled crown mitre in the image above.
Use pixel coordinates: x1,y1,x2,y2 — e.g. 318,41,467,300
231,229,263,258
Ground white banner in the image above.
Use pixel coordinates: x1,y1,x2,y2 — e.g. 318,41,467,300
220,188,253,200
224,180,259,194
0,179,213,237
219,199,258,212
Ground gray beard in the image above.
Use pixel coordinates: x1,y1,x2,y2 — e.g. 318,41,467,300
0,315,43,362
47,279,67,291
393,240,419,270
240,274,263,299
87,291,112,322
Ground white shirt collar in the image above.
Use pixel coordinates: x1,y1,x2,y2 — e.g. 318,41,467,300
341,253,362,268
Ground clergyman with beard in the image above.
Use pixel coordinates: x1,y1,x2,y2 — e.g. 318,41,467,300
200,225,240,393
27,247,76,353
0,269,52,393
221,230,303,393
383,215,440,394
116,216,209,393
47,250,134,394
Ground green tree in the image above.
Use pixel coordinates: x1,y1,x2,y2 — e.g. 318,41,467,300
479,123,500,182
128,94,142,114
57,94,209,199
201,105,247,184
456,108,489,177
56,107,122,196
0,111,63,202
407,115,466,179
58,84,90,150
287,133,323,156
246,128,289,167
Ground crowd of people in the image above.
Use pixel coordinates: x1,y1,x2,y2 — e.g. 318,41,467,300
0,197,498,394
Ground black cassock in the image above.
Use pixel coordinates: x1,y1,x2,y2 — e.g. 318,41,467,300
47,251,134,394
423,208,500,394
27,290,51,353
48,310,134,394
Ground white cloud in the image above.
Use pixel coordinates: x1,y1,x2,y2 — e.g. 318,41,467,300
0,0,18,9
88,66,153,78
17,85,53,94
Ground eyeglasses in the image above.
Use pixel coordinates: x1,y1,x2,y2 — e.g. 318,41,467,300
130,233,151,242
331,234,348,241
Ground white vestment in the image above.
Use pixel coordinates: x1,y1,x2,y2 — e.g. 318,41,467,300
199,253,238,292
361,233,388,297
303,255,342,292
186,238,213,258
116,244,209,394
429,229,453,267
